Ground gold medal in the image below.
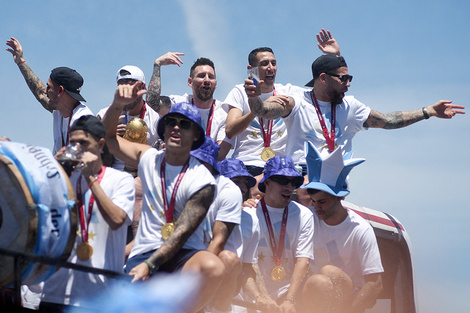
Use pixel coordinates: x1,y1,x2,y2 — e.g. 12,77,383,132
261,147,275,162
77,242,93,261
161,222,175,240
271,265,286,282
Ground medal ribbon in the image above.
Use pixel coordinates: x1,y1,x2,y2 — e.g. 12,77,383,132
205,100,215,136
61,102,80,147
76,165,106,243
258,87,276,148
310,91,336,153
260,198,288,266
160,157,190,223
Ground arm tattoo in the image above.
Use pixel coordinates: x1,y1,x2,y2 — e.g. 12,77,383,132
146,64,162,113
364,109,424,129
248,97,285,119
147,184,215,267
18,63,52,112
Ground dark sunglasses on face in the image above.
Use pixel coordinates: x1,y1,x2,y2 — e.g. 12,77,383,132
269,175,301,187
325,73,353,83
164,116,193,129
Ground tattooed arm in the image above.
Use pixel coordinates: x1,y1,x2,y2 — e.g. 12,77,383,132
244,78,294,120
6,37,52,112
129,184,215,282
364,100,465,129
146,52,184,114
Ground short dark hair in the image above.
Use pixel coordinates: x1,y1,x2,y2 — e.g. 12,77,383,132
190,58,215,78
248,47,274,66
306,188,321,195
70,115,106,142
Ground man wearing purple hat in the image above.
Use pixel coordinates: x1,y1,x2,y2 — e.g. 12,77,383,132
6,37,93,154
190,137,245,313
300,142,383,313
102,82,224,313
239,155,313,312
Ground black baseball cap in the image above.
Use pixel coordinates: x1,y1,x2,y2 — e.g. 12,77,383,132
305,55,348,87
71,115,106,140
50,67,86,102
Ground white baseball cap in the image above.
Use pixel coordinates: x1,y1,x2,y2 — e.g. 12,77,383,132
116,65,145,83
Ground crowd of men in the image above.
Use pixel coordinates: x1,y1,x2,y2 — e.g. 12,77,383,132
3,29,465,313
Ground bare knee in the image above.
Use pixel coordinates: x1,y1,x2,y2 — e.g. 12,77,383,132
218,250,242,274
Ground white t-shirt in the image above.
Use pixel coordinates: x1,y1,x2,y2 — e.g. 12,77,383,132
97,102,161,170
284,93,371,164
224,83,307,167
52,103,93,154
129,149,216,258
239,207,260,263
203,175,242,251
310,209,384,288
41,167,135,306
169,94,234,146
255,201,313,299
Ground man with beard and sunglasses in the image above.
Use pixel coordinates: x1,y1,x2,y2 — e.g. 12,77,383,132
237,155,313,313
146,53,233,160
102,82,224,313
244,30,465,206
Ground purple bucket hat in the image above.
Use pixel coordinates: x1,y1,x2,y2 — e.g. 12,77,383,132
218,158,256,188
258,155,303,193
190,135,220,173
157,102,205,150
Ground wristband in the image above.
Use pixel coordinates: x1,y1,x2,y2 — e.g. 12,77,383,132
17,60,26,65
88,178,97,189
144,259,157,274
422,107,430,119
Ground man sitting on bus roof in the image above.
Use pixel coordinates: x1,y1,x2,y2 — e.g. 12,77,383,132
301,142,383,313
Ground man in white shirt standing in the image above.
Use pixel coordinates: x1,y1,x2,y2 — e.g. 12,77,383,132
146,53,233,160
6,37,93,155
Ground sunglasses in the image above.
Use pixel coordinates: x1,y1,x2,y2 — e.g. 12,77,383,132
269,176,301,187
164,116,193,130
325,73,353,83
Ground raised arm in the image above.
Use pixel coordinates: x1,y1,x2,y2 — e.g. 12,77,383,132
102,81,150,167
130,184,215,282
364,100,465,129
6,37,52,112
316,28,341,56
146,52,184,114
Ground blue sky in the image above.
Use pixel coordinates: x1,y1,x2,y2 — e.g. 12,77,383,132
1,1,469,312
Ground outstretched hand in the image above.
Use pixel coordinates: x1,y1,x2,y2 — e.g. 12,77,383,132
428,100,465,119
113,81,147,108
154,52,185,67
6,37,25,64
316,28,340,56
